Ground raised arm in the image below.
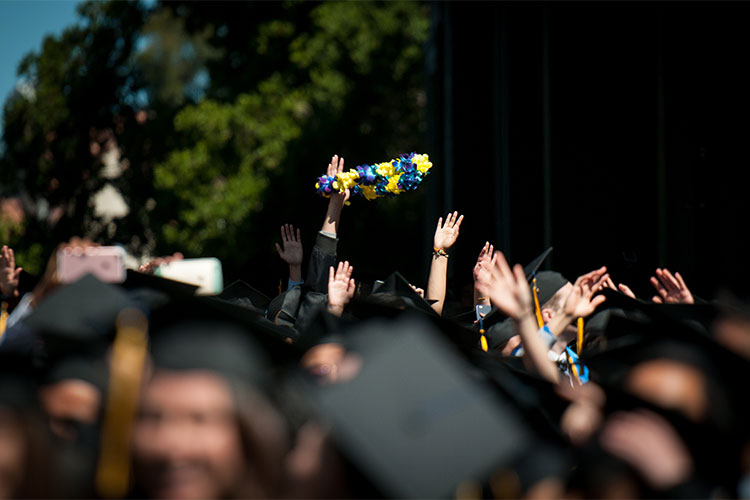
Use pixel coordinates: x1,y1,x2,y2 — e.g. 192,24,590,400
426,212,463,316
476,251,560,383
327,261,355,317
275,224,304,286
472,242,494,307
306,155,349,293
321,155,349,236
0,245,23,299
546,267,609,338
650,268,694,304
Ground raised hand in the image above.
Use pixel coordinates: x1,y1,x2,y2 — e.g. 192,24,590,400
477,251,560,383
327,154,349,205
475,251,532,320
562,266,609,318
433,211,464,252
322,155,349,236
472,242,494,283
650,268,694,304
327,261,355,317
600,410,693,490
0,245,22,298
275,224,303,267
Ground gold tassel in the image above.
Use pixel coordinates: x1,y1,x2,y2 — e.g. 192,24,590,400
0,301,8,340
95,308,149,499
532,276,544,328
576,317,584,354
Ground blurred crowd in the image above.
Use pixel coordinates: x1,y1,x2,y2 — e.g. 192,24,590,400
1,155,749,499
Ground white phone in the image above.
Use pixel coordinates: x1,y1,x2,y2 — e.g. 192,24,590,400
57,246,127,284
155,258,223,296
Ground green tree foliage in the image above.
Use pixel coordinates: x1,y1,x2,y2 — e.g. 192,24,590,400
152,1,430,285
1,0,431,289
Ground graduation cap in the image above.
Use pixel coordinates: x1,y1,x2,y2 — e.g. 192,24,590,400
24,274,138,359
522,246,554,280
367,271,437,315
148,293,300,378
122,269,199,295
219,279,271,312
294,315,531,498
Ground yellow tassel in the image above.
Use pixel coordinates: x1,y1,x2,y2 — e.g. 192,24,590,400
567,352,581,386
480,328,488,352
0,302,8,341
576,317,584,354
532,276,544,328
96,308,149,499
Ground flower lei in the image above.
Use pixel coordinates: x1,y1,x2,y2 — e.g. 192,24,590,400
315,152,433,200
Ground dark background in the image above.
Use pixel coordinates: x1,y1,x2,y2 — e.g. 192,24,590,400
419,1,750,307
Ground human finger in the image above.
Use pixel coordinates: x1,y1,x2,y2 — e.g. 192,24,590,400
618,283,636,299
660,268,681,292
454,214,464,230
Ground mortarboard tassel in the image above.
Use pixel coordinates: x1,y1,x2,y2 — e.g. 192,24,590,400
96,308,149,499
532,274,545,328
478,315,489,352
576,317,584,354
566,351,582,386
0,301,8,340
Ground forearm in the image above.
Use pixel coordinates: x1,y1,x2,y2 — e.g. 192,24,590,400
515,311,560,383
289,264,303,283
473,284,490,306
426,253,448,315
321,198,345,235
306,232,338,293
546,310,576,338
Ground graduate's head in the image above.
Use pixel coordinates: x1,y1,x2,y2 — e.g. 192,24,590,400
132,317,288,500
534,271,572,324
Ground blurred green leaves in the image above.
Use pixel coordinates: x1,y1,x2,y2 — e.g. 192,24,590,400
1,0,430,284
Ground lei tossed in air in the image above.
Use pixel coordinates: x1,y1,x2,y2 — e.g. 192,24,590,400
315,152,433,200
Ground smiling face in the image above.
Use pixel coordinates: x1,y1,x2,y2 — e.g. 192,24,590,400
132,371,246,500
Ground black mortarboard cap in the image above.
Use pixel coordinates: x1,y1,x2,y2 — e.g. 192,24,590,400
296,315,530,498
219,280,271,312
24,274,137,358
533,271,570,307
148,294,299,377
369,271,437,315
522,247,554,280
122,269,199,295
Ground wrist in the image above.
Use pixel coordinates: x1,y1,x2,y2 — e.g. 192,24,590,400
432,247,449,259
289,264,302,282
327,303,344,316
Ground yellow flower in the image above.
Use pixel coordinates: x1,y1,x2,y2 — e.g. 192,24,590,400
336,171,358,190
376,162,395,177
362,185,378,200
386,174,402,194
